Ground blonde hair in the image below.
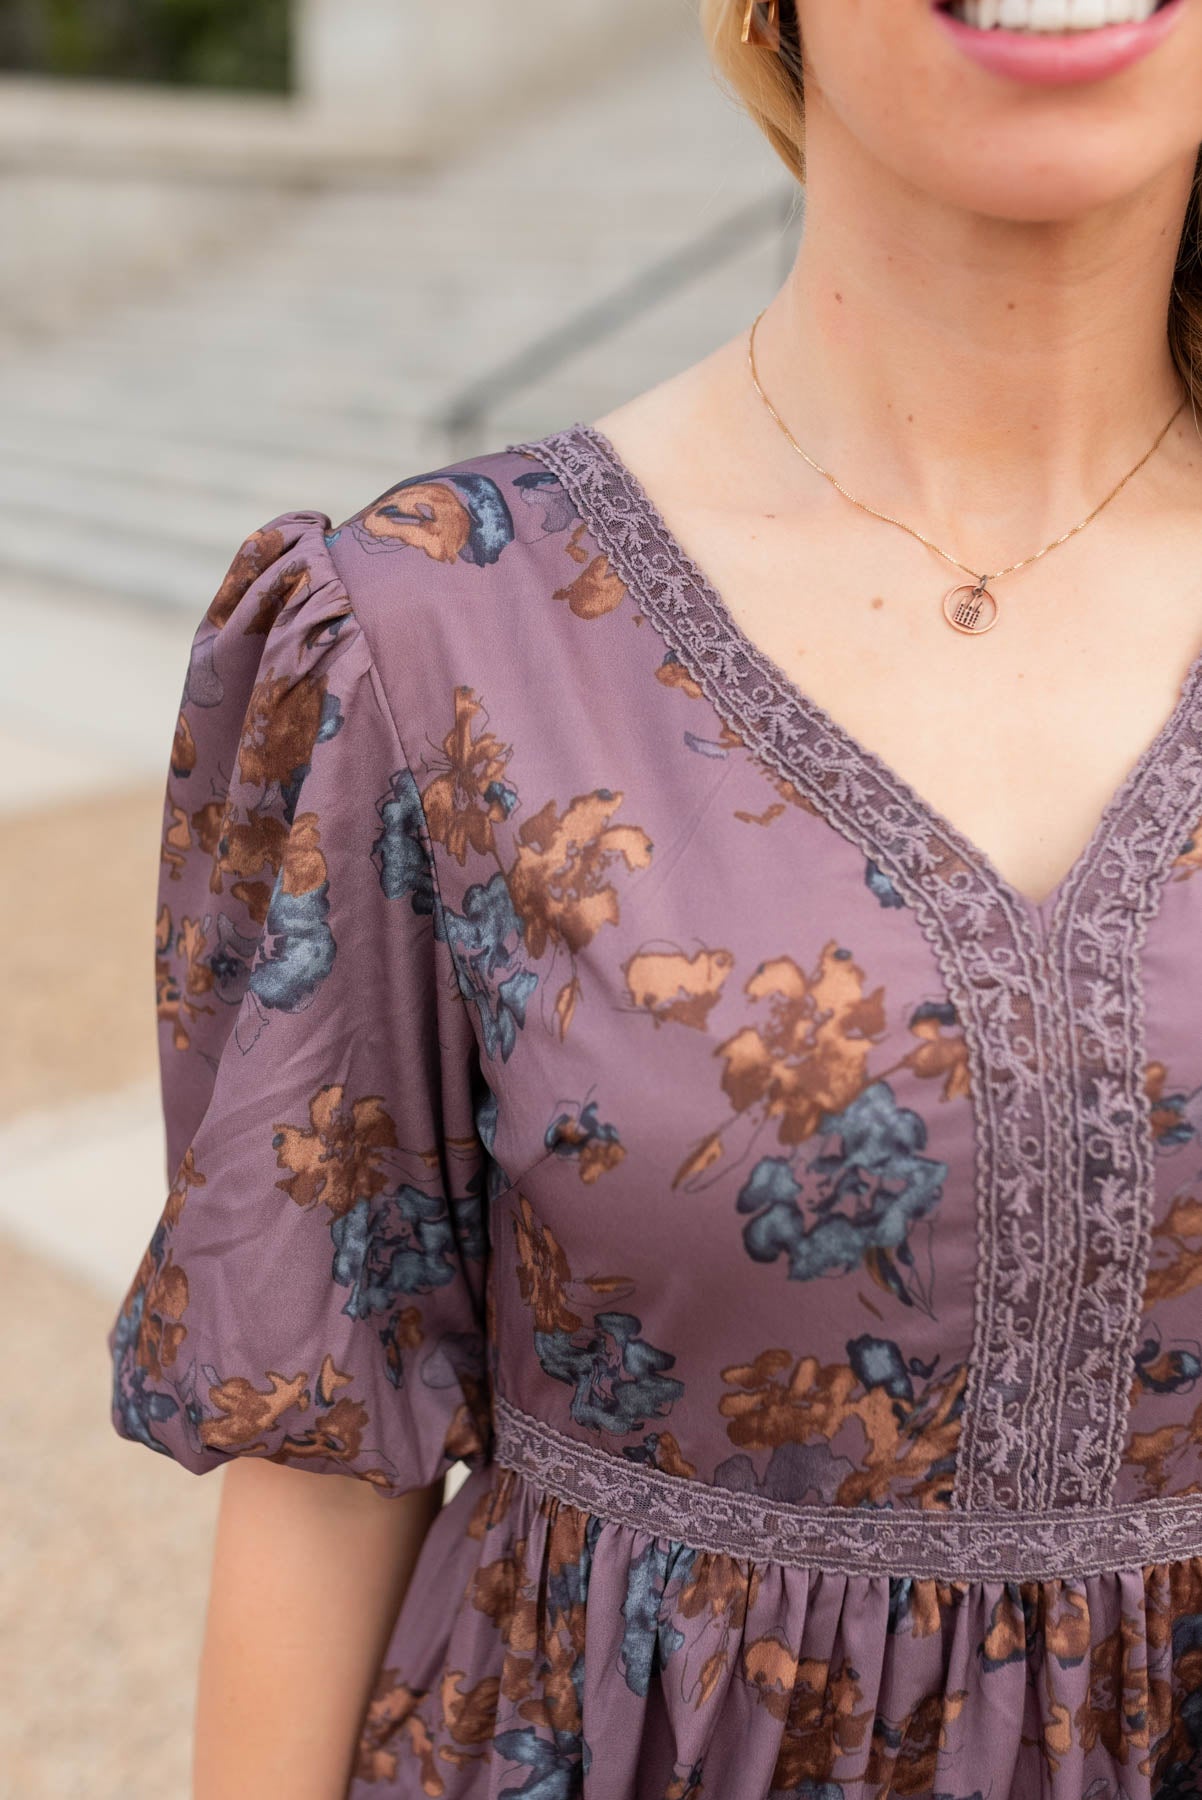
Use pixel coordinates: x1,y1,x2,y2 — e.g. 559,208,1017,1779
700,0,1202,409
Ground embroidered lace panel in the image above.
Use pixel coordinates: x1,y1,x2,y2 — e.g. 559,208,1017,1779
493,1393,1202,1581
508,422,1202,1515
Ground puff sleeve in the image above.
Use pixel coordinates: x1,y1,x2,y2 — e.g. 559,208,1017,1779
106,512,494,1497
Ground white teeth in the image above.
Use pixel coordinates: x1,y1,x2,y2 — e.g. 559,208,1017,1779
948,0,1161,25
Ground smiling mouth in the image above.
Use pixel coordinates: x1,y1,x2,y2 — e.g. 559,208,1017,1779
941,0,1170,26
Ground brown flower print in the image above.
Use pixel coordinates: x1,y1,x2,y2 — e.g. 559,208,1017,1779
238,666,329,792
127,1245,189,1380
624,944,735,1030
864,1687,968,1795
363,481,479,562
509,789,653,962
272,1083,400,1217
716,944,886,1148
768,1653,874,1791
719,1346,963,1509
422,686,517,865
667,941,887,1187
206,525,289,628
900,1001,972,1101
552,553,626,619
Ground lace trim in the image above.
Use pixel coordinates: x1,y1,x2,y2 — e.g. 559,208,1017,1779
493,1393,1202,1581
1038,728,1202,1505
507,423,1202,1515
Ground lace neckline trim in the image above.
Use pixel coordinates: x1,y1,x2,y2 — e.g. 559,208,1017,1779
569,421,1202,938
508,420,1202,1516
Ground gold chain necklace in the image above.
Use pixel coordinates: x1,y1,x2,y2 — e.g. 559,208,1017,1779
747,306,1187,635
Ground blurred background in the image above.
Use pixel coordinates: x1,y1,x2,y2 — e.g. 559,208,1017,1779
0,3,799,1792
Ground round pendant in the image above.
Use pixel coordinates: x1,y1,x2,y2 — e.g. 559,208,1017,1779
942,582,999,635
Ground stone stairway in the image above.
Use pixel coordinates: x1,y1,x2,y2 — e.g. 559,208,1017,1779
0,36,791,614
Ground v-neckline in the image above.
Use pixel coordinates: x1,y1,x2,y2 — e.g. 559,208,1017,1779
509,415,1202,1516
562,418,1202,942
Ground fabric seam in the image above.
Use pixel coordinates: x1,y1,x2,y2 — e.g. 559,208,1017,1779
333,560,557,1209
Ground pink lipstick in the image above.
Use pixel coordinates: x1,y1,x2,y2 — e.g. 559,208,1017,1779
933,0,1185,84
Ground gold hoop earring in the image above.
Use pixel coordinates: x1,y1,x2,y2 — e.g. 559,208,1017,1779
741,0,782,50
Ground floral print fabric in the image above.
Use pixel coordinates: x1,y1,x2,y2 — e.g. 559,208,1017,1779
108,427,1202,1798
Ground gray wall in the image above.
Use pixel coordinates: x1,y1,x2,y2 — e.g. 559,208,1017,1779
298,0,681,155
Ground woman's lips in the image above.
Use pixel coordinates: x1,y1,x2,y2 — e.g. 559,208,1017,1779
933,0,1185,82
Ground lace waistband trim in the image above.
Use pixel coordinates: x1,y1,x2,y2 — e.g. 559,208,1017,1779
491,1393,1202,1582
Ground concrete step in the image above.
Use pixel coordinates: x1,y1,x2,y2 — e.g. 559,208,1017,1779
0,415,392,505
0,34,788,612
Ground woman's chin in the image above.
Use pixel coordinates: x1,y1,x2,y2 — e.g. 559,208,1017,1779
801,0,1202,231
916,158,1173,226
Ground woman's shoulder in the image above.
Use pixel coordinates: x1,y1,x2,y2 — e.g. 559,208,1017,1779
318,429,637,732
197,426,644,780
324,434,589,642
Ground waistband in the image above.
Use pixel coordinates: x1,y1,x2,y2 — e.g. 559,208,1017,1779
491,1392,1202,1583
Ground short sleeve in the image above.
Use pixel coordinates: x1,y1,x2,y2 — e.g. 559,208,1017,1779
106,511,494,1497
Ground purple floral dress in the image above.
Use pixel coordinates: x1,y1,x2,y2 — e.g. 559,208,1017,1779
108,423,1202,1799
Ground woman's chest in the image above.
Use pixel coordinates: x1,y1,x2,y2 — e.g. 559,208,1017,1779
625,467,1202,914
465,726,978,1510
374,425,1202,1512
411,635,1202,1512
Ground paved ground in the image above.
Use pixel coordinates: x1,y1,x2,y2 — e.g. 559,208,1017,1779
0,24,793,1796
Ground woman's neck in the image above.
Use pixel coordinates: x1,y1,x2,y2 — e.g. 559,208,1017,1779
763,111,1197,560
